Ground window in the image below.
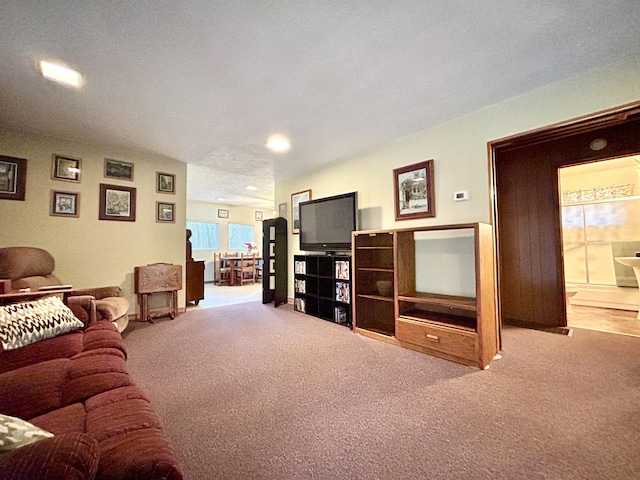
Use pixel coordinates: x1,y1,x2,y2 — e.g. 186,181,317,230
187,221,219,250
229,223,255,250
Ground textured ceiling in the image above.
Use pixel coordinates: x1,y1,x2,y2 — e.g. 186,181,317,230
1,1,639,209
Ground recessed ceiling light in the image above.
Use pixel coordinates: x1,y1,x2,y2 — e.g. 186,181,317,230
216,197,226,202
265,135,291,153
245,186,258,191
39,60,82,88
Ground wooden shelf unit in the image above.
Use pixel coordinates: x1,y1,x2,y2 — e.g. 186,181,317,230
262,217,288,307
352,223,498,369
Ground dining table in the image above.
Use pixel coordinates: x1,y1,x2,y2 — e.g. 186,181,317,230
220,254,262,286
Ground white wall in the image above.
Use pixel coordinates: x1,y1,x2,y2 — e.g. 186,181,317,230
186,200,271,281
277,54,640,296
0,127,187,312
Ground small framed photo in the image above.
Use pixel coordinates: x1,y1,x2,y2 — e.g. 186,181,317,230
52,154,81,183
255,211,263,221
278,202,287,218
0,155,27,201
156,201,175,223
393,159,435,220
50,190,79,217
156,171,176,194
291,189,311,234
104,159,134,181
218,209,229,219
99,183,136,222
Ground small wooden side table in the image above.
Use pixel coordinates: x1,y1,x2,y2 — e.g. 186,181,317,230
134,263,182,323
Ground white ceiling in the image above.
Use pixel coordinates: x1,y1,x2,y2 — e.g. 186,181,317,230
1,1,639,209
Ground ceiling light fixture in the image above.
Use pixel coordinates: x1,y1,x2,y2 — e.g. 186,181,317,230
245,186,258,191
39,60,82,87
216,197,226,202
265,135,291,153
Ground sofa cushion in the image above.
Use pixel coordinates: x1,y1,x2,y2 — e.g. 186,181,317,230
0,295,84,351
0,432,99,480
0,330,84,374
0,413,54,453
30,403,87,435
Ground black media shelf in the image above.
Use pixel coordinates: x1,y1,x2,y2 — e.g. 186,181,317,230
293,254,351,327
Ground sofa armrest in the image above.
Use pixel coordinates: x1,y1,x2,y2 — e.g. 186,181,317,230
67,295,97,326
73,286,122,300
0,433,99,480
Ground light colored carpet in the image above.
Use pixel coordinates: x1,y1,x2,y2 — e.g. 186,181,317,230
123,302,640,480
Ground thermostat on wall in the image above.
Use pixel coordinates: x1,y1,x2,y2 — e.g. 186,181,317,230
453,191,469,202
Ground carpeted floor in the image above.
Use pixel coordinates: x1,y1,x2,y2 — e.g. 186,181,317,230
123,302,640,480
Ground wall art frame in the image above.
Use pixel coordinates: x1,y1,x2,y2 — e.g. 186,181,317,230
156,201,175,223
50,190,79,217
291,189,311,234
52,154,81,183
255,211,263,221
99,183,136,221
278,202,287,218
393,159,435,220
156,171,175,194
104,158,134,181
0,155,27,201
218,208,229,219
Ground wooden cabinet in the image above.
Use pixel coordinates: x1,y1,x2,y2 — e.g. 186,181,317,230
294,254,351,326
262,217,288,307
352,223,498,369
186,260,205,305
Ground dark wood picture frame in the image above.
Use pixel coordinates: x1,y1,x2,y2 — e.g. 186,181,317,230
156,171,176,194
50,190,79,217
291,189,311,234
99,183,136,221
156,201,175,223
52,154,81,183
0,155,27,201
104,158,134,181
218,208,229,219
393,159,435,220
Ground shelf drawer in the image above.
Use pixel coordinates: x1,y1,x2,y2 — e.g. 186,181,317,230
396,317,476,361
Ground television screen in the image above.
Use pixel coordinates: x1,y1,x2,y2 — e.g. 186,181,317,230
299,192,358,252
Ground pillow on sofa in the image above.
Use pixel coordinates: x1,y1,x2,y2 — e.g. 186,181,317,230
0,296,84,351
0,413,53,453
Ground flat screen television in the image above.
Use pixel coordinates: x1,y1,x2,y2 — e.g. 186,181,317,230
299,192,358,252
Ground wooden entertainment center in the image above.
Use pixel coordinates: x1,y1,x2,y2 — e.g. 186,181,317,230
352,222,498,369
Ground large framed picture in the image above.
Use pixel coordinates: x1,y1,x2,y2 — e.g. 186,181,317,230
52,154,81,182
156,201,175,223
104,158,134,181
99,183,136,221
393,160,435,220
0,155,27,201
291,189,311,234
50,190,79,217
156,171,175,194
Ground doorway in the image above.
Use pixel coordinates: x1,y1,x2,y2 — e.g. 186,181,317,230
491,102,640,330
559,156,640,336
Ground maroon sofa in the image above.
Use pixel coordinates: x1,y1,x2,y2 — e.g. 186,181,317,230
0,304,183,479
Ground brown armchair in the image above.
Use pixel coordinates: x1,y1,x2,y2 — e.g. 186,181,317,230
0,247,130,332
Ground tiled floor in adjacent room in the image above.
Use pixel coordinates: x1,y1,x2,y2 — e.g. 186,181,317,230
568,304,640,337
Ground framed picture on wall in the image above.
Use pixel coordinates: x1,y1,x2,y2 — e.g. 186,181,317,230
0,155,27,201
156,201,175,223
393,159,435,220
218,209,229,219
50,190,79,217
291,189,311,234
104,159,134,180
52,154,81,183
99,183,136,221
156,172,175,194
279,202,287,218
255,211,263,221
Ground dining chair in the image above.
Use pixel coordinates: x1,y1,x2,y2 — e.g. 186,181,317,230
214,252,232,285
233,253,256,285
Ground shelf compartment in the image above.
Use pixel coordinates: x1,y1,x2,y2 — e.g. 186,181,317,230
354,249,394,270
355,232,393,248
357,293,394,303
354,269,394,298
354,296,394,336
398,309,476,331
397,292,476,313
